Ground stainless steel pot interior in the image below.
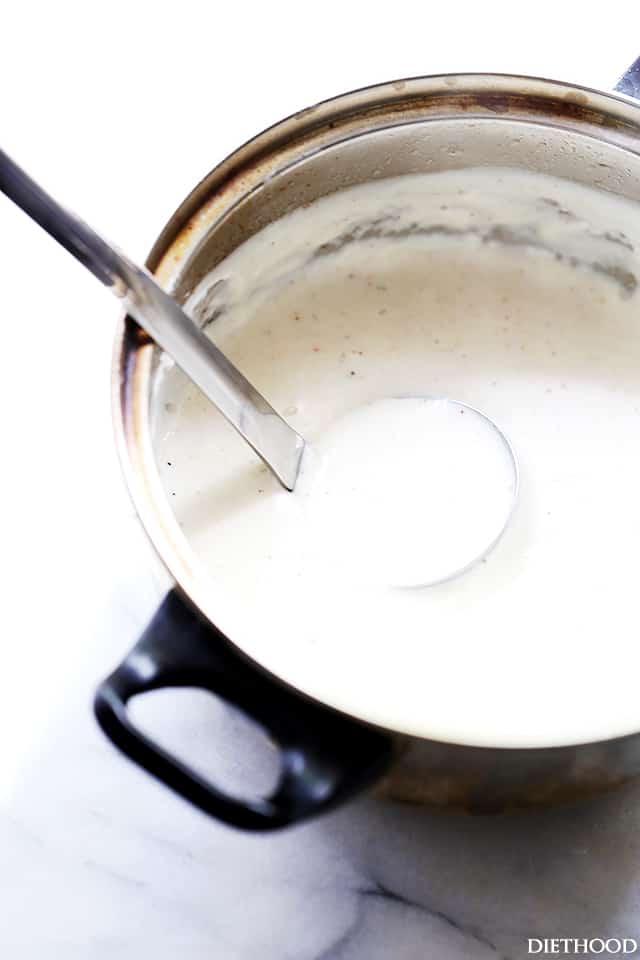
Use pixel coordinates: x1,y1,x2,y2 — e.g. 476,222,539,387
113,74,640,749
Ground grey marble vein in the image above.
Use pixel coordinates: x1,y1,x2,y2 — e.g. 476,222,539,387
360,882,508,959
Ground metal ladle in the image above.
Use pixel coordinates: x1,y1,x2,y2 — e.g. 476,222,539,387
0,149,305,490
0,150,520,584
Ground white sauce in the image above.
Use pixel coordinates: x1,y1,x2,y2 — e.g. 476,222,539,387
292,396,518,588
152,168,640,748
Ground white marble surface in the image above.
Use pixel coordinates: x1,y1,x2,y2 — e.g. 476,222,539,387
4,3,640,957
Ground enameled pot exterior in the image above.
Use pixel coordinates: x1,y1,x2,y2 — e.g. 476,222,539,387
96,68,640,829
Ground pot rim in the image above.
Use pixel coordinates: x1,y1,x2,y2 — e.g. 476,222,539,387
112,72,640,750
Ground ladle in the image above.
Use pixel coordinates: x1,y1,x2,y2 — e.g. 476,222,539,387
0,149,519,585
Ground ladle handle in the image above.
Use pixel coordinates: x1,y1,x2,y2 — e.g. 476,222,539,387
0,149,304,490
0,147,133,290
94,591,395,831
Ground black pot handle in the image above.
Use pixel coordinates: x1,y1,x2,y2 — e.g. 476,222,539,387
94,590,395,831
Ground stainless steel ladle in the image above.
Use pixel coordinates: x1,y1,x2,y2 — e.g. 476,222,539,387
0,150,520,584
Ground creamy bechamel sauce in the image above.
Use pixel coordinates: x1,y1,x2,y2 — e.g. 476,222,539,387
291,395,518,589
152,168,640,747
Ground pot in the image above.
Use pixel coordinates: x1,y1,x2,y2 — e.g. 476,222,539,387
95,61,640,830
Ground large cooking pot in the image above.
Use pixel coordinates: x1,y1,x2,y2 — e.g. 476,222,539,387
95,61,640,830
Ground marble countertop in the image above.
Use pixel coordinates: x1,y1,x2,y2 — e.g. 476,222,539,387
4,5,640,957
6,529,640,959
